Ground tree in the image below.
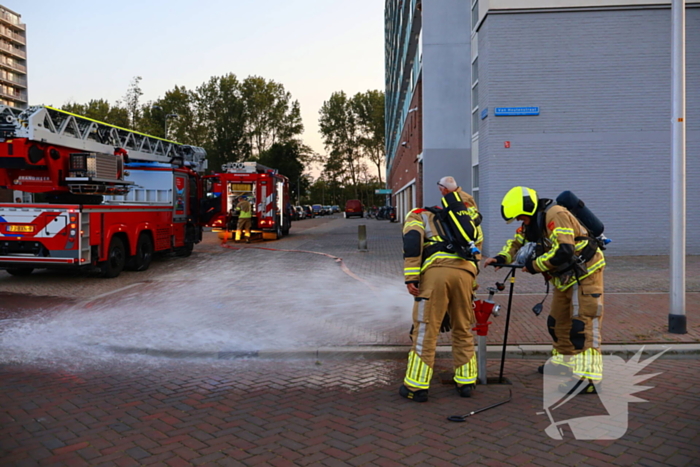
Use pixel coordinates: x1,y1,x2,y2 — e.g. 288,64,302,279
258,141,309,203
121,76,143,129
241,76,304,157
62,99,130,128
318,91,362,197
351,90,385,183
195,74,249,172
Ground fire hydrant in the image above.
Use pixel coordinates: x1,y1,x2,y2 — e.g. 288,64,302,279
473,287,500,385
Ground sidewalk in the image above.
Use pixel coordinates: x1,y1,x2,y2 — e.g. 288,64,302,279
1,215,698,466
257,216,700,350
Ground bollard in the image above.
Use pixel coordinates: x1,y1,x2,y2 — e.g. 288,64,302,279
358,224,368,251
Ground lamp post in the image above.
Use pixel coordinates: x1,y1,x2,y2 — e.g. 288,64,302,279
151,105,178,139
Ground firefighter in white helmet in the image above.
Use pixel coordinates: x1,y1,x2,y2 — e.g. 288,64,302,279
484,187,606,395
399,177,484,402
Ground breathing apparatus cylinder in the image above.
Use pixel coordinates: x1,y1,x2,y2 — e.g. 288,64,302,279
555,191,604,238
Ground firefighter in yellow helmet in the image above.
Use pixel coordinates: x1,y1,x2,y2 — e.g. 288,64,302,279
484,187,605,395
399,177,484,402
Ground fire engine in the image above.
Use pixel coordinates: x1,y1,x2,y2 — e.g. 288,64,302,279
0,105,207,278
202,161,291,240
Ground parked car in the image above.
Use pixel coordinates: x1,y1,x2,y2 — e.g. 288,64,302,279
345,199,364,218
294,206,305,220
323,205,333,215
312,204,323,216
303,205,314,218
332,205,340,213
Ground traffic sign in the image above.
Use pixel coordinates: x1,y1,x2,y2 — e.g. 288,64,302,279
375,189,392,194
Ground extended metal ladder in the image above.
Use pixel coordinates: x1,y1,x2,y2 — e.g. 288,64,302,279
0,105,207,173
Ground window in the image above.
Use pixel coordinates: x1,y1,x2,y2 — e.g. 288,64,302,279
472,165,479,189
471,1,479,30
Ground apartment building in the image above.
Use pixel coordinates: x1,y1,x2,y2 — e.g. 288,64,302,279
385,0,699,255
0,4,26,109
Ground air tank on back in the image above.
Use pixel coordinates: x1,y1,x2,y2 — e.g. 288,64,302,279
555,191,605,238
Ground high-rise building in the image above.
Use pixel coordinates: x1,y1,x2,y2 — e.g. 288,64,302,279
0,5,27,109
385,0,700,255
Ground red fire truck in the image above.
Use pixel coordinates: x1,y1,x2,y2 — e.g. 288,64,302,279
0,105,207,278
202,161,291,240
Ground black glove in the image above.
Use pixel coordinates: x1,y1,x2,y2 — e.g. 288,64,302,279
440,313,451,333
494,255,507,265
524,258,538,274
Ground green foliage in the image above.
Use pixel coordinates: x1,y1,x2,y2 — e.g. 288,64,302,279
318,91,361,195
305,177,387,208
62,74,306,175
351,90,385,183
195,74,250,171
61,99,129,128
242,76,304,157
257,141,309,203
317,89,386,203
122,76,143,129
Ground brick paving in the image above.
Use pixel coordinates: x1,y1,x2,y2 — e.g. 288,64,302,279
0,358,698,466
1,214,699,465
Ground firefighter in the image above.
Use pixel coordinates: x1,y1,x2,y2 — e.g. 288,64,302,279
484,187,606,395
235,195,252,242
399,178,483,402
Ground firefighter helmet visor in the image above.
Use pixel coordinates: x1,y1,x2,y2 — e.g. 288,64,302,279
501,186,538,223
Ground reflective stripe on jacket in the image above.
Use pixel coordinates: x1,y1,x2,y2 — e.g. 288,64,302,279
498,205,605,291
402,199,482,283
236,200,252,219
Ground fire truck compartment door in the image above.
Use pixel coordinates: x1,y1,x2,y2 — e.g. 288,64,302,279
0,211,67,237
45,215,68,235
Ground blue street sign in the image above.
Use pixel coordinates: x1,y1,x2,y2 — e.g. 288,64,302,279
495,107,540,116
375,189,392,194
481,108,488,120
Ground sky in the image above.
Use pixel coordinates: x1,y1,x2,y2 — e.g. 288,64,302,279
8,0,385,166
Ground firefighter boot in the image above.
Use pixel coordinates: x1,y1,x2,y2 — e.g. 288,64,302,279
456,383,475,398
399,384,428,402
558,378,601,395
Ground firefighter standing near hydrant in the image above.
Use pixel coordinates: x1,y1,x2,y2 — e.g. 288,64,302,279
400,177,484,402
484,187,606,395
235,195,252,243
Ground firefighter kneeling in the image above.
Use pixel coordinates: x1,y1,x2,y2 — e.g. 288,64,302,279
484,187,606,395
400,177,483,402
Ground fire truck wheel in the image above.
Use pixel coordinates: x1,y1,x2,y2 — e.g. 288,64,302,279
126,233,154,272
100,236,126,278
5,267,34,277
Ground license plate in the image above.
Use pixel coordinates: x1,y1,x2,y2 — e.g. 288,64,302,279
7,225,34,233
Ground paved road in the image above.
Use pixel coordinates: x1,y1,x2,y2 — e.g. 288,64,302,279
1,214,699,465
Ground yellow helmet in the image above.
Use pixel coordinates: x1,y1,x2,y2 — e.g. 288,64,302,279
501,186,538,223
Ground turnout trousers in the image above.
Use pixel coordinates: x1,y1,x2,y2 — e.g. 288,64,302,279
235,218,251,241
547,268,605,381
404,266,478,391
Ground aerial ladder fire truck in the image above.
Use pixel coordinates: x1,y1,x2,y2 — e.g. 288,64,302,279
202,161,291,241
0,105,207,278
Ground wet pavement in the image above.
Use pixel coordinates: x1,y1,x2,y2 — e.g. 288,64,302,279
1,214,699,465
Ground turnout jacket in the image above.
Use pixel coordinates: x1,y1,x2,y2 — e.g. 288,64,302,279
235,199,252,219
497,204,605,291
403,190,483,284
